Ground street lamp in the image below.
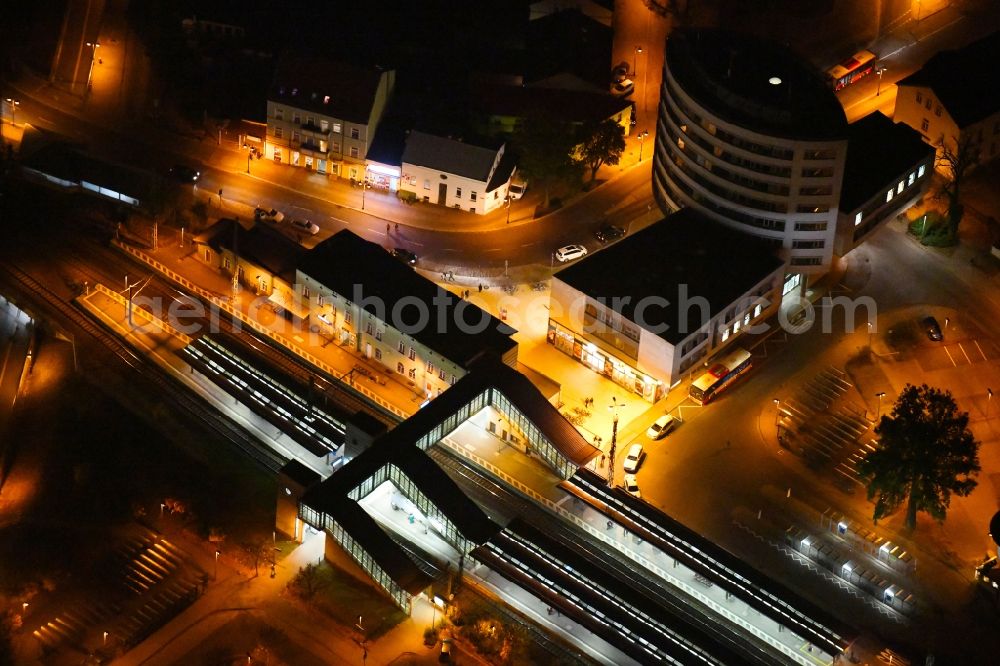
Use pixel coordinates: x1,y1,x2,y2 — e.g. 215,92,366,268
875,65,886,96
85,42,100,92
633,46,642,77
505,195,511,225
214,550,220,580
103,631,108,645
608,397,625,489
637,130,649,161
360,167,369,211
988,388,993,418
875,392,886,420
242,143,252,174
22,602,28,614
4,98,20,126
867,321,873,349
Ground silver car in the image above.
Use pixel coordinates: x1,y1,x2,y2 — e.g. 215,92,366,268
556,244,588,262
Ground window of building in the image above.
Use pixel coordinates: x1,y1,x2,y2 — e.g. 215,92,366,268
293,113,301,124
306,116,314,126
274,126,284,138
438,368,446,380
916,92,923,103
426,361,435,374
408,347,415,361
331,141,340,153
456,187,462,199
423,180,430,190
794,222,828,231
350,127,360,140
470,191,478,201
365,322,373,335
744,313,751,326
374,329,383,341
753,303,762,318
918,164,926,177
301,286,310,298
934,105,942,117
331,123,341,134
924,98,932,110
397,362,404,374
350,147,359,159
345,310,353,324
897,181,904,194
886,188,894,203
908,171,916,185
790,256,823,266
275,108,284,120
374,349,382,361
408,367,416,379
321,119,329,132
292,130,300,142
854,212,863,227
920,118,929,132
721,328,730,342
793,239,825,249
450,375,457,386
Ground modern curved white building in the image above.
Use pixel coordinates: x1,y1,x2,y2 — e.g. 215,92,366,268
654,29,849,290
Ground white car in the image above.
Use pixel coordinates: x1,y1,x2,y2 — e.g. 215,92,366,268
509,181,527,200
622,443,644,474
556,244,588,262
255,207,286,224
291,219,320,235
623,473,641,498
646,415,677,440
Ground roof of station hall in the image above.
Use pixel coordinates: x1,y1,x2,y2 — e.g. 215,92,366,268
297,230,517,368
301,355,600,592
665,28,848,141
554,209,784,345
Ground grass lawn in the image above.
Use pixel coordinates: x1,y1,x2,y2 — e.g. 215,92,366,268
300,562,407,640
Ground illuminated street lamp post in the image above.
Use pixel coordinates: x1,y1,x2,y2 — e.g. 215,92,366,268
875,392,886,420
867,321,873,349
505,195,511,225
773,398,781,432
361,167,369,211
103,631,108,645
632,46,642,77
242,143,252,174
988,388,993,418
875,66,886,96
608,397,625,489
637,130,649,161
85,42,100,92
4,98,20,126
214,550,220,580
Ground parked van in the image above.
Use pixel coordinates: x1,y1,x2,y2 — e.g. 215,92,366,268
509,180,527,200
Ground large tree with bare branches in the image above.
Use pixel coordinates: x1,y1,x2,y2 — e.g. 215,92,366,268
935,133,980,237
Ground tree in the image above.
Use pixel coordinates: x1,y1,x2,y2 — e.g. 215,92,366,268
935,132,980,238
291,562,329,600
858,384,980,530
240,536,276,578
579,119,626,184
512,114,582,211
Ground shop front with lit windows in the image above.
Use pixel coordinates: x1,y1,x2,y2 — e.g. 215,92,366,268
546,321,665,403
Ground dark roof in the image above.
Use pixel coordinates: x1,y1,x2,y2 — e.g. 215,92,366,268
297,231,517,368
202,219,303,283
348,410,390,438
279,459,321,489
485,150,517,192
524,7,612,89
270,55,387,124
328,499,435,594
555,209,785,345
666,28,847,140
367,124,408,167
471,84,632,126
20,142,160,202
895,31,1000,128
841,112,934,212
402,131,502,182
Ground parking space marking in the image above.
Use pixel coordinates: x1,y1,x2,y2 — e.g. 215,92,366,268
943,345,958,367
958,342,976,365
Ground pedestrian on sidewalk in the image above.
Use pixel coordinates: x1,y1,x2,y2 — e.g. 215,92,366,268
386,223,390,234
478,283,482,293
395,222,399,231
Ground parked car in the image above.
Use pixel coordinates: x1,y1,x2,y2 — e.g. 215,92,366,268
255,207,286,224
508,180,528,200
555,244,588,262
611,61,629,84
290,219,320,235
594,224,625,244
623,473,641,498
646,414,677,440
168,164,200,182
611,78,634,97
392,248,418,265
623,442,645,473
921,315,943,341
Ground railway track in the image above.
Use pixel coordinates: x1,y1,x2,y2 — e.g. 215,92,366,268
0,261,286,473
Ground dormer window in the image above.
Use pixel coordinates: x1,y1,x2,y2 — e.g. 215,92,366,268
324,95,330,104
291,87,298,96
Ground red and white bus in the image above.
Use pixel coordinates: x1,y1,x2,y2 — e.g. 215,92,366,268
689,348,753,405
826,50,878,91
